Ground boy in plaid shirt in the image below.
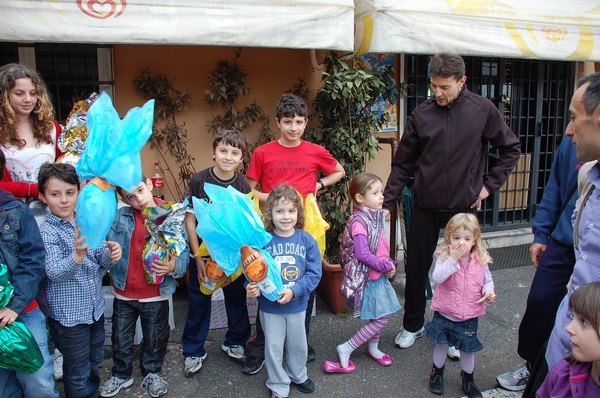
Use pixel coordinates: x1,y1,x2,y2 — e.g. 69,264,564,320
39,163,121,397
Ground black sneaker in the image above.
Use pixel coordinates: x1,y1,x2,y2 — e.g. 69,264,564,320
292,378,315,394
307,345,316,363
242,355,265,375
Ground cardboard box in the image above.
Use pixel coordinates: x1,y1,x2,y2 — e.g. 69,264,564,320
103,286,175,345
498,153,531,210
209,288,258,329
209,287,315,329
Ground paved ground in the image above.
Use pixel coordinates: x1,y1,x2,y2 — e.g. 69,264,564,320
57,262,535,398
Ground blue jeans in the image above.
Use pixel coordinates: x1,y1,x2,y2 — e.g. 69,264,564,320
49,316,104,398
0,308,59,398
111,298,170,378
182,260,250,358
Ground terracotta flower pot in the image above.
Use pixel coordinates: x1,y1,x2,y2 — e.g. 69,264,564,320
317,258,351,314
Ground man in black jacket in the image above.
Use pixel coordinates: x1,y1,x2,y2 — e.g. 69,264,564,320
383,53,521,351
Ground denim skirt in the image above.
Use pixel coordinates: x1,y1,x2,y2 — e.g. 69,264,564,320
359,275,401,320
425,311,483,352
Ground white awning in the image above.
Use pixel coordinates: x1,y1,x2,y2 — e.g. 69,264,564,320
355,0,600,61
0,0,355,51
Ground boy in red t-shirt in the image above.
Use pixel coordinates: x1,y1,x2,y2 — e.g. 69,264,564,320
244,93,345,375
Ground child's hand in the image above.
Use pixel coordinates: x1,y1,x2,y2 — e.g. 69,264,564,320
195,257,207,284
277,288,294,305
73,226,89,264
153,253,176,276
106,241,122,262
0,307,18,329
449,243,469,263
477,290,496,304
385,262,396,279
246,282,260,298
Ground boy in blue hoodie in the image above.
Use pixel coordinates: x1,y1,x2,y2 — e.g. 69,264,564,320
246,185,321,398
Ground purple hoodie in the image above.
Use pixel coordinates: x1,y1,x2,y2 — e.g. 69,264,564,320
537,360,600,398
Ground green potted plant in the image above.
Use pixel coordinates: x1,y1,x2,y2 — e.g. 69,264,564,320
203,48,275,162
133,68,195,199
305,52,396,313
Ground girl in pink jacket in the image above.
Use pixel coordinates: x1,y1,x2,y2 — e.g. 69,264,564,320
425,213,496,398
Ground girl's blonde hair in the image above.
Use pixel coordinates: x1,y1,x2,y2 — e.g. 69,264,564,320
262,184,305,233
0,63,55,148
435,213,492,264
349,172,382,205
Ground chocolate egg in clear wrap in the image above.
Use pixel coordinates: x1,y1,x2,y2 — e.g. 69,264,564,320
241,245,268,282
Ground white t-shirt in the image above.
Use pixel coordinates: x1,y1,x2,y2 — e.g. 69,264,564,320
2,140,55,183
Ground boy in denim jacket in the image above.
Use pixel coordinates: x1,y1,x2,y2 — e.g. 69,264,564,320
0,148,59,397
100,178,188,398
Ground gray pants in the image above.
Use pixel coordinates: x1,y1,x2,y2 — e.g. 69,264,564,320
261,310,308,398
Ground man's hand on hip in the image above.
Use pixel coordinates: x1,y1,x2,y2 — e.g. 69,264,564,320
470,186,490,209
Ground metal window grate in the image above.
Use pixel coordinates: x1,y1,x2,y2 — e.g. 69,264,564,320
34,43,104,123
0,42,19,66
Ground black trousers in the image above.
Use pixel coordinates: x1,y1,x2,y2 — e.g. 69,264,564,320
517,237,575,365
403,204,475,332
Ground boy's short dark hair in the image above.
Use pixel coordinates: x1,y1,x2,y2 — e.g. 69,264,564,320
115,176,148,198
0,149,5,179
38,163,80,194
275,93,309,120
429,53,466,81
213,128,248,154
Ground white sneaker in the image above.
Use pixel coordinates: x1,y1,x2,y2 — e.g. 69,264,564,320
394,327,425,348
221,344,245,361
496,363,530,391
100,376,134,397
447,345,460,360
141,373,168,398
184,354,207,377
51,349,63,381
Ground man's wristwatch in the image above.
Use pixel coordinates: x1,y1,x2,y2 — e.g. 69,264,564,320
317,180,325,189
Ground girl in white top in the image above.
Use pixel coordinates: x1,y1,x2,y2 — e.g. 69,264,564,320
0,63,61,223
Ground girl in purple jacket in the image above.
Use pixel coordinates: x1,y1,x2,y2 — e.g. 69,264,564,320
425,213,495,398
537,282,600,398
323,173,400,374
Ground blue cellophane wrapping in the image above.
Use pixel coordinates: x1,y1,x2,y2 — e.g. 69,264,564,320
0,264,43,373
193,184,284,301
75,92,154,248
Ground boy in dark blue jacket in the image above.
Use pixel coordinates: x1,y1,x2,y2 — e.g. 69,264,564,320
497,136,580,391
